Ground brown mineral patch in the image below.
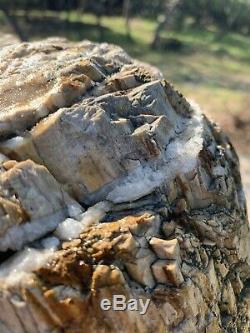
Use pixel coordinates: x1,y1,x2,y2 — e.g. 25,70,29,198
2,160,18,170
38,250,93,289
0,76,53,109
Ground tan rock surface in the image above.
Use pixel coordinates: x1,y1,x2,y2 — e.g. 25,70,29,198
0,38,249,333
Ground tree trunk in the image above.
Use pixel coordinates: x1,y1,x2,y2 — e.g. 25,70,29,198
123,0,132,40
2,8,28,42
151,0,179,49
96,14,104,41
151,15,168,49
0,38,249,333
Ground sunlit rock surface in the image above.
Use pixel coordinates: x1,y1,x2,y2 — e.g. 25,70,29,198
0,38,249,333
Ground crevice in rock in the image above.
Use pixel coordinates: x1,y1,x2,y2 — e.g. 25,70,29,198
0,249,15,265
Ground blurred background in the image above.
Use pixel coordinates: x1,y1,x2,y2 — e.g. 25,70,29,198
0,0,249,210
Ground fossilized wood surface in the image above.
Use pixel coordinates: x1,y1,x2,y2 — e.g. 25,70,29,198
0,38,249,333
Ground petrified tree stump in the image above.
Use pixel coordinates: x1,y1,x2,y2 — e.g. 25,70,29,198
0,38,249,333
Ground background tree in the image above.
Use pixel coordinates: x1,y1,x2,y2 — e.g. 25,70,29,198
123,0,131,39
151,0,182,49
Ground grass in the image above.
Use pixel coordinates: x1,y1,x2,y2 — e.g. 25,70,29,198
1,10,250,117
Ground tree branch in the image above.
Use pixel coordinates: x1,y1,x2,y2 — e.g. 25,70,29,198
2,7,28,42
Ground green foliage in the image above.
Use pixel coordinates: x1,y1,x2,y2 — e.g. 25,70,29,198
129,0,165,18
179,0,250,33
1,0,250,34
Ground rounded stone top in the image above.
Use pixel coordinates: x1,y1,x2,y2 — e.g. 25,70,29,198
0,39,249,333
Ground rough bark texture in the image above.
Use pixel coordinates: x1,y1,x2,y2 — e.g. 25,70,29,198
0,38,249,333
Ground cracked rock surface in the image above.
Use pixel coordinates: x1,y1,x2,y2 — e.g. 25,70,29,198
0,38,249,333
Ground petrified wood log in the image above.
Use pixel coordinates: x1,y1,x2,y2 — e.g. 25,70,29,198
0,38,249,333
